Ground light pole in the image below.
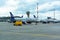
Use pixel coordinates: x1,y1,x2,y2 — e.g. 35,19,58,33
54,8,55,20
36,3,38,25
37,3,38,19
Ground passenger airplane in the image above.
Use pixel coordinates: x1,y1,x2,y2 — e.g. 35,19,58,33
8,12,40,24
40,17,60,23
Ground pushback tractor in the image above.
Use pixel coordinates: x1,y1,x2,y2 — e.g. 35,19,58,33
14,20,22,26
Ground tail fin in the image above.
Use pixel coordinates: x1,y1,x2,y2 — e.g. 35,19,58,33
33,15,36,18
10,12,14,17
21,16,23,18
9,12,15,23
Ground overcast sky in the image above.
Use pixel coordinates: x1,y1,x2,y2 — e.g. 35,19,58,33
0,0,60,19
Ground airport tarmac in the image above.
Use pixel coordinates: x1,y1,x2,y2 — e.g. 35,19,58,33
0,22,60,40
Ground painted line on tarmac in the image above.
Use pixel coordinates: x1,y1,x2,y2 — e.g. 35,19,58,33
0,31,60,38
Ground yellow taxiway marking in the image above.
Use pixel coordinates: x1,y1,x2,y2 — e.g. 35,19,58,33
0,31,60,38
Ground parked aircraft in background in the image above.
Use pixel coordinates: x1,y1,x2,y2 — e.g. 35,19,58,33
8,12,23,22
8,12,40,24
40,17,60,23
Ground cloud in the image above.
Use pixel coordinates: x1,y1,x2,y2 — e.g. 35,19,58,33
0,0,19,16
35,11,60,20
0,0,6,6
0,0,38,16
0,0,60,20
38,1,60,13
34,1,60,20
20,0,38,4
25,0,37,3
16,0,38,13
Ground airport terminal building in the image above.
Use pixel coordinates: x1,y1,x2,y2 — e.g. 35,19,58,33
0,17,10,22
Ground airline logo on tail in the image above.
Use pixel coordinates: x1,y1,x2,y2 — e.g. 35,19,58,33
9,12,15,23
